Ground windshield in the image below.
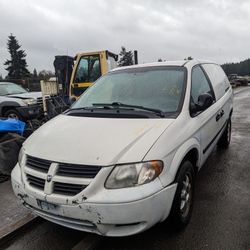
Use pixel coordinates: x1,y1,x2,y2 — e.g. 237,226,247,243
72,66,186,115
73,55,101,83
0,83,27,96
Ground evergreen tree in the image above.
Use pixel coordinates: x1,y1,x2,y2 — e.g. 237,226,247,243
221,58,250,76
4,34,30,79
38,70,54,80
158,58,163,62
33,68,38,78
0,74,3,80
118,46,134,66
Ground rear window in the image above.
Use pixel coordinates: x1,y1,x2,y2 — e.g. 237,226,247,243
202,64,230,100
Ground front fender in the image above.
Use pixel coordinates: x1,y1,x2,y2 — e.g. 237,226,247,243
158,138,201,187
0,101,21,115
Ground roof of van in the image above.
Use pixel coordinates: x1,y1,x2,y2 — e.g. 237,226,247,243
112,59,215,72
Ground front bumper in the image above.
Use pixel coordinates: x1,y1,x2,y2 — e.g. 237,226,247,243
11,165,177,237
16,105,40,119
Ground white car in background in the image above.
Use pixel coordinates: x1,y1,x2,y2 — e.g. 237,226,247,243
11,60,233,236
0,82,42,120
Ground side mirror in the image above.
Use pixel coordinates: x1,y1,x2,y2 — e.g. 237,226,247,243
69,96,76,105
196,93,214,111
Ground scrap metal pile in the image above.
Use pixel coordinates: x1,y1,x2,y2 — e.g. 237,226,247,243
0,119,25,182
0,79,70,183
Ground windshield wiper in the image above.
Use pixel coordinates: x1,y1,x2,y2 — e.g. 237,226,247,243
68,105,113,111
92,102,165,117
66,106,110,114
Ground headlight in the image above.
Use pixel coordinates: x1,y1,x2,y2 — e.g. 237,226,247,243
23,98,37,105
105,161,163,189
18,147,25,167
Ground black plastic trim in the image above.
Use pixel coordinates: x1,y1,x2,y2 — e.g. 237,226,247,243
66,108,178,119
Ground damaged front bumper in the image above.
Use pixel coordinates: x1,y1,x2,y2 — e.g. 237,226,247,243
11,164,177,237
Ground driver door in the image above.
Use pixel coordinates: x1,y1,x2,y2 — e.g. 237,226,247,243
190,65,220,165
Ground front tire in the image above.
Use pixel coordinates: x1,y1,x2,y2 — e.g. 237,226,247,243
3,109,23,120
168,161,195,229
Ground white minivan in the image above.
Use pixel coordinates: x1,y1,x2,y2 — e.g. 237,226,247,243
11,60,233,236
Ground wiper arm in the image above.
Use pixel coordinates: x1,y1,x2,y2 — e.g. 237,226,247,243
66,106,112,114
68,105,113,111
68,107,90,111
92,102,165,117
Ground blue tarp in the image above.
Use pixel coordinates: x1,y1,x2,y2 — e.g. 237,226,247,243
0,119,25,135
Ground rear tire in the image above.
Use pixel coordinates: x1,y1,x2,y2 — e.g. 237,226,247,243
168,161,195,230
217,118,231,149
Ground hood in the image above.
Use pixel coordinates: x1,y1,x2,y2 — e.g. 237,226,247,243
8,91,42,100
24,115,174,166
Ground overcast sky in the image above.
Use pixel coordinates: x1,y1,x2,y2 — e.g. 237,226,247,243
1,0,250,76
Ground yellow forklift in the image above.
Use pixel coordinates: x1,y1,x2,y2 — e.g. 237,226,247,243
30,49,137,127
69,50,118,98
41,50,118,121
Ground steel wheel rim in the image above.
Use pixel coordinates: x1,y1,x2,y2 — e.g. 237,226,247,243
180,174,192,218
8,113,19,120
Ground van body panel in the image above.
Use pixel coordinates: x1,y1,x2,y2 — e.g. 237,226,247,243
24,115,174,166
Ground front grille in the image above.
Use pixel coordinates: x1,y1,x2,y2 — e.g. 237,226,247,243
26,174,45,190
57,163,101,178
25,155,101,196
54,182,86,196
36,97,43,105
37,96,51,105
26,155,51,173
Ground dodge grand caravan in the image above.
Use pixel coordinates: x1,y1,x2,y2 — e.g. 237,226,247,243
11,60,233,236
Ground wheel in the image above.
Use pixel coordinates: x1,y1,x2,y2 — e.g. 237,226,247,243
217,118,231,149
168,161,195,229
3,109,23,120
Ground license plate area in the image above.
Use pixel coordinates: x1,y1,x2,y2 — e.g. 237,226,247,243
37,200,59,211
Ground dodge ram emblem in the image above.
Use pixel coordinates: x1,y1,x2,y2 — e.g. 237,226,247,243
46,175,52,182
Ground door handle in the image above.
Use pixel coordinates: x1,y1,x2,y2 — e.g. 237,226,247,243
216,113,221,122
220,110,224,117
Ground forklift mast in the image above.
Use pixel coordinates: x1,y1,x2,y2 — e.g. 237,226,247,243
53,56,74,96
